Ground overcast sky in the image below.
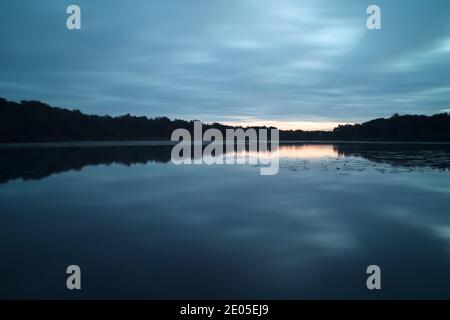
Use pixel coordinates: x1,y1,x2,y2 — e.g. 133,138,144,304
1,0,450,129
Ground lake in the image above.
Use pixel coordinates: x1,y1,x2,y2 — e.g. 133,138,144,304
0,142,449,299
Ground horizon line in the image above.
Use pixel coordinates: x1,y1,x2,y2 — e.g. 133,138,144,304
2,96,449,132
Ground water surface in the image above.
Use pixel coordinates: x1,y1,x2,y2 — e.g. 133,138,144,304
0,142,449,299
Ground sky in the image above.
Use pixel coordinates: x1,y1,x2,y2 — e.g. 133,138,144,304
1,0,450,130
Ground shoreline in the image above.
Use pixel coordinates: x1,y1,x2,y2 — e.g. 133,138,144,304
1,140,450,148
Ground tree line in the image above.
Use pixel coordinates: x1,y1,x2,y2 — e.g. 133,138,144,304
1,97,449,142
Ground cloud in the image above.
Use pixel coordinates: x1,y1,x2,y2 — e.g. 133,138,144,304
0,0,450,129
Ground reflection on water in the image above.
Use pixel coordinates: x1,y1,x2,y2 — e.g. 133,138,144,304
239,143,339,160
279,144,339,158
0,144,172,183
280,144,339,159
0,142,450,299
1,142,449,183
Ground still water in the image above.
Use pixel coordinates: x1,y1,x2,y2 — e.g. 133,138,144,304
0,142,449,299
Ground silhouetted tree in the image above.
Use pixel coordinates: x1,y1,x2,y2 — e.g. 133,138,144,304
1,97,449,142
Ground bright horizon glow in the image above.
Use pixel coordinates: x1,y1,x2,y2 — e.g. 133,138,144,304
220,120,353,131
